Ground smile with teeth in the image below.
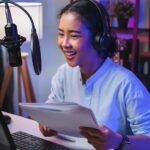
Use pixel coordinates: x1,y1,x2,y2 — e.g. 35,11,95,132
64,50,77,56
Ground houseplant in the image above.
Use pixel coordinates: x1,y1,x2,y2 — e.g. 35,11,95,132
112,0,134,29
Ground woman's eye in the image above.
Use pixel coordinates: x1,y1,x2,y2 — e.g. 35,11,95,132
58,32,64,37
70,34,80,39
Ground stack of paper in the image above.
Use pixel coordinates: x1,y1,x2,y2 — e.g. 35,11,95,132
19,102,99,137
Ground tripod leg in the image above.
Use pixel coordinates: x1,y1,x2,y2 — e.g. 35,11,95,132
21,58,33,103
18,66,22,115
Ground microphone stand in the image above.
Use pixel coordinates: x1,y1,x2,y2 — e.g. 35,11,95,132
0,0,41,122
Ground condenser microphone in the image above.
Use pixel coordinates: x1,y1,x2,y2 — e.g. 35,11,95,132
0,1,42,75
0,3,26,66
4,23,25,66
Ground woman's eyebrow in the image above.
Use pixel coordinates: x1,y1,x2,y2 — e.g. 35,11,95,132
69,30,81,34
58,28,63,32
58,28,81,34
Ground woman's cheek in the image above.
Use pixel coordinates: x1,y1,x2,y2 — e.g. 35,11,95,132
57,39,62,49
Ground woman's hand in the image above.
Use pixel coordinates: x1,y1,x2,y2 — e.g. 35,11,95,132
39,123,57,137
80,125,122,150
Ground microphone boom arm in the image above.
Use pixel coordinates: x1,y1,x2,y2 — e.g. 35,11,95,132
0,1,36,32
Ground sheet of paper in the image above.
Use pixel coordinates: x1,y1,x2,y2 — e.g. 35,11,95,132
19,102,99,137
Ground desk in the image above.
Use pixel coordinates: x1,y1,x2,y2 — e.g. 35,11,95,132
3,112,95,150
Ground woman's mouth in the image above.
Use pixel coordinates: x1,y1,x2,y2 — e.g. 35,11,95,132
64,50,77,59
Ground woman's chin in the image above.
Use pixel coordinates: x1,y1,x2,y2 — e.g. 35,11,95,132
66,61,78,67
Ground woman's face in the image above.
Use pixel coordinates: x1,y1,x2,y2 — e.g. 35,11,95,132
57,12,97,68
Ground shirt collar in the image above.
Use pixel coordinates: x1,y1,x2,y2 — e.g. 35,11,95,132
80,57,112,91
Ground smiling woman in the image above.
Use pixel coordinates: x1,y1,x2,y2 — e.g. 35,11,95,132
57,12,98,69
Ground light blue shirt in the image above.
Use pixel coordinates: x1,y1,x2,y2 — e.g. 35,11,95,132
46,57,150,136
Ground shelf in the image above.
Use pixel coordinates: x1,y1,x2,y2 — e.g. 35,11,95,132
140,51,150,58
111,27,149,34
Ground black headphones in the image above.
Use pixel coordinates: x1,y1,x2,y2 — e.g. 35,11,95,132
87,0,111,56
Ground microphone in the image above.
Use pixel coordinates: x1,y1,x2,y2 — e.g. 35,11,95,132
0,1,42,75
0,3,26,67
3,24,26,66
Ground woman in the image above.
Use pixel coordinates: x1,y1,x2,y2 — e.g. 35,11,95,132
39,0,150,149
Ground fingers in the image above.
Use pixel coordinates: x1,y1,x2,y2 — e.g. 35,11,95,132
80,126,99,133
80,125,117,150
80,126,106,150
80,125,108,137
80,126,105,139
80,128,105,144
39,124,57,137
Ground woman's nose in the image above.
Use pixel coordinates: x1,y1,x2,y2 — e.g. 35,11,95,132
62,37,71,48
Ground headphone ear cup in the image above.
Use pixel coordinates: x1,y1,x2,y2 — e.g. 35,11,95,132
94,34,110,54
100,34,110,50
94,34,101,51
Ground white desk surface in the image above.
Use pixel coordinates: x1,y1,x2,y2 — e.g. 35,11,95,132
3,112,95,150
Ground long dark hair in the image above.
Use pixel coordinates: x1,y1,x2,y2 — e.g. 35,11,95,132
58,0,117,58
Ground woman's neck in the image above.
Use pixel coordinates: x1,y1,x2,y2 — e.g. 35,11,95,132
80,57,105,81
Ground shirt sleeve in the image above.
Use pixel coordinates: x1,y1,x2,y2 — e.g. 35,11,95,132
123,76,150,137
46,64,65,103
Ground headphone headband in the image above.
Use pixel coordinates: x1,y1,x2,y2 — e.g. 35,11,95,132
87,0,111,57
87,0,110,35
